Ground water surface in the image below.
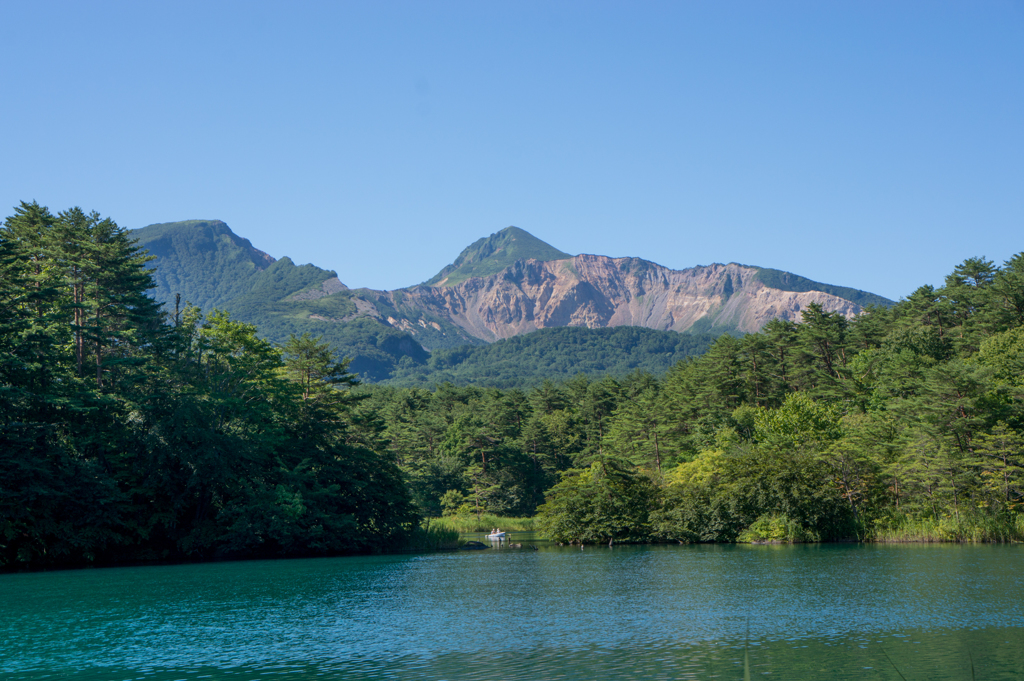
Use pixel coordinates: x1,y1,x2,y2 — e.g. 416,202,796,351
2,540,1022,679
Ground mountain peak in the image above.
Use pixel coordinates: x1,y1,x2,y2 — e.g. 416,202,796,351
131,219,292,311
423,226,571,287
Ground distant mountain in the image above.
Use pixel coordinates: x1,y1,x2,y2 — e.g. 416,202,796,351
750,267,890,309
423,226,571,287
132,220,431,380
131,221,893,383
135,220,288,311
384,254,890,342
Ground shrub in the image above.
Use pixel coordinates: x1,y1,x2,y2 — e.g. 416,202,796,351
737,515,820,543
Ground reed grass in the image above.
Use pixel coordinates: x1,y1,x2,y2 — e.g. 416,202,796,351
429,515,537,533
868,513,1024,543
402,521,462,551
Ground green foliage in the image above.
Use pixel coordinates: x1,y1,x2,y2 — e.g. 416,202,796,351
869,513,1024,543
429,515,537,533
385,326,718,389
537,461,661,543
439,489,467,516
752,267,894,308
403,520,461,551
0,204,419,570
754,392,843,447
737,515,820,543
423,226,571,286
652,440,855,543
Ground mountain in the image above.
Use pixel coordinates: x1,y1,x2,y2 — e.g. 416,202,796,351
130,222,893,382
132,220,432,380
380,253,890,342
423,226,571,286
136,220,287,311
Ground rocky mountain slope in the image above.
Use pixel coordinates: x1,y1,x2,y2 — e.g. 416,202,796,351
342,227,891,345
375,255,872,343
131,221,892,380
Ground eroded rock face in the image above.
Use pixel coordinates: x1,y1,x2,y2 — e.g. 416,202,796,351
383,255,862,342
288,277,349,301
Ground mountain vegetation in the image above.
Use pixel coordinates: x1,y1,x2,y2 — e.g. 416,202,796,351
751,267,893,308
131,219,892,384
8,201,1017,573
423,225,571,286
383,326,718,389
133,220,434,380
0,203,418,570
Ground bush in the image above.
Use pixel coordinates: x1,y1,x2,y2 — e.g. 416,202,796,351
737,515,820,543
536,461,661,544
439,490,467,517
652,444,855,544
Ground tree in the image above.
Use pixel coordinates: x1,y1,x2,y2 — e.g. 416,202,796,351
972,423,1024,509
536,460,660,544
282,332,358,401
605,372,668,476
793,303,850,400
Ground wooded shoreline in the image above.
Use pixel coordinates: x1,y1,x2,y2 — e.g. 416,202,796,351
2,201,1023,571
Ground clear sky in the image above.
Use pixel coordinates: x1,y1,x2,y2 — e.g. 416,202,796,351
2,1,1022,301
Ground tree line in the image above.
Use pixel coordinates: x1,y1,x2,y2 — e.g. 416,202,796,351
0,203,418,570
347,255,1024,543
382,325,717,389
3,201,1023,570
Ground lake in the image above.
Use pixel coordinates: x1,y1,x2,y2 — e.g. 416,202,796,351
2,537,1022,680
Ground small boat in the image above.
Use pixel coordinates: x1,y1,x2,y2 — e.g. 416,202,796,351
486,531,506,540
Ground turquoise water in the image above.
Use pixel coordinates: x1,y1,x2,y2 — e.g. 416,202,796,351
2,540,1022,680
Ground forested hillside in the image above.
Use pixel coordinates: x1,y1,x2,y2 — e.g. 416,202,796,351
349,257,1024,543
384,326,718,388
3,201,1021,572
132,220,438,380
0,203,419,570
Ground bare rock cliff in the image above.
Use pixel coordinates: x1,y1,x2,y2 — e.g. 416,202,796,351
384,255,861,342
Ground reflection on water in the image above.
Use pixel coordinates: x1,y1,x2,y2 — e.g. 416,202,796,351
2,543,1022,680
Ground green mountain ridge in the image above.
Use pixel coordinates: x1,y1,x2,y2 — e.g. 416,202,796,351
750,267,892,308
135,220,288,311
132,220,427,380
423,226,571,287
382,326,719,389
130,220,893,385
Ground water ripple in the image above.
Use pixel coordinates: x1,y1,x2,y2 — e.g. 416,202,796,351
2,543,1023,679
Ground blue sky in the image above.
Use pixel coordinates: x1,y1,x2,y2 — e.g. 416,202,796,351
2,1,1022,301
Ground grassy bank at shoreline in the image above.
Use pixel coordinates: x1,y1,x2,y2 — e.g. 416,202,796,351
427,513,1023,545
866,514,1024,544
428,515,538,533
402,522,462,551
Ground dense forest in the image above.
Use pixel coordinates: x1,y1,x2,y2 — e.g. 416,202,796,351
3,202,1023,570
133,220,443,381
347,254,1024,544
0,203,419,570
382,326,718,389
